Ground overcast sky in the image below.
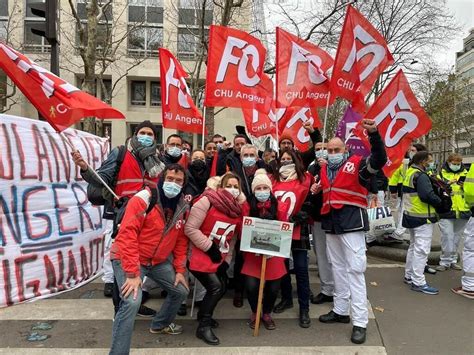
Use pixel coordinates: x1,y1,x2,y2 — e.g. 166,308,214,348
442,0,474,67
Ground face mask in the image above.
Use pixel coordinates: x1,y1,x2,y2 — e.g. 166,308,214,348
162,181,182,198
167,146,182,158
449,163,461,172
217,143,224,150
280,160,293,166
427,162,435,171
242,157,256,167
255,190,270,202
327,153,344,166
409,151,415,160
137,135,154,147
315,149,328,159
191,159,206,170
225,187,240,198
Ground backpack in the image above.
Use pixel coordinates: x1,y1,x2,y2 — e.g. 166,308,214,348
428,175,453,214
110,187,158,239
87,145,127,205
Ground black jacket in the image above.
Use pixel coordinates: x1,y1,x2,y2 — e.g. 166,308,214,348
320,131,387,234
402,165,442,228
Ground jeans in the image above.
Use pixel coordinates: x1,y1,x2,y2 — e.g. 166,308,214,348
109,259,188,355
280,248,310,311
190,269,227,327
246,276,281,314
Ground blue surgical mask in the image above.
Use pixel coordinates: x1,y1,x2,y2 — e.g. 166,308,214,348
242,157,256,167
427,162,436,171
315,149,328,159
162,181,182,198
225,187,240,198
137,135,154,147
449,163,461,172
327,153,344,166
255,190,270,202
217,143,224,150
167,146,182,158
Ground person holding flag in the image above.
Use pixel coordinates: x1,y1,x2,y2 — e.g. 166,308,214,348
317,119,386,345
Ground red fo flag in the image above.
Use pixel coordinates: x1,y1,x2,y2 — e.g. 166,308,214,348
204,25,273,113
159,48,205,134
276,27,334,108
330,5,394,113
0,43,124,132
279,107,321,151
353,70,432,176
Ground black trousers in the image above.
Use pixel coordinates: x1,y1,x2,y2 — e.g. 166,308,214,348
245,275,281,315
191,269,227,326
233,240,245,295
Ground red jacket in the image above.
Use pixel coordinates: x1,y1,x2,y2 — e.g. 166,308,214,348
115,151,158,198
320,155,368,215
272,172,312,240
111,190,189,277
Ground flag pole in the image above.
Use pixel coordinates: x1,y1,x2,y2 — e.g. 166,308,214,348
321,93,331,146
59,131,119,200
275,120,280,157
201,106,206,148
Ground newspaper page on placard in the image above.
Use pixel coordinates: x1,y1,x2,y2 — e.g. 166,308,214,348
240,217,293,258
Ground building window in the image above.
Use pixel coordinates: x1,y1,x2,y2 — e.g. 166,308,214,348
150,81,161,106
24,0,50,53
129,122,163,144
128,0,163,57
177,0,212,60
130,80,146,106
0,0,7,41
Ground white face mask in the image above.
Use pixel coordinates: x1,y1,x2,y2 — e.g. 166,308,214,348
225,187,240,198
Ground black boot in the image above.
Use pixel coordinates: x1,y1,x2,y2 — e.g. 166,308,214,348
196,325,220,345
319,310,350,324
310,293,333,304
351,326,367,344
273,299,294,313
299,309,311,328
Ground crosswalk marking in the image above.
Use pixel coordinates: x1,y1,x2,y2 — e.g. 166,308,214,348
0,346,388,355
0,298,376,321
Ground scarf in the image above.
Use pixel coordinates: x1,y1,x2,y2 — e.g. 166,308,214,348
244,165,258,177
129,136,165,178
327,158,346,183
256,200,272,219
203,188,242,218
279,163,298,181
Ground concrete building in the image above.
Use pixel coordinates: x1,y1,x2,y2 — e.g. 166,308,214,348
427,29,474,165
0,0,253,148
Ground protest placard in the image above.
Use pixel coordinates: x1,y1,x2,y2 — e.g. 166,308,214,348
0,114,109,307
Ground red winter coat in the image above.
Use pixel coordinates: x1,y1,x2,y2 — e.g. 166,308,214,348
272,172,312,240
185,190,246,273
241,199,287,280
111,189,189,277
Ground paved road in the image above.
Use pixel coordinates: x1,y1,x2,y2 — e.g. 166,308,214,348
0,257,472,355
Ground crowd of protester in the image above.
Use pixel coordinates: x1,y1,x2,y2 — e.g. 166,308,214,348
71,119,474,355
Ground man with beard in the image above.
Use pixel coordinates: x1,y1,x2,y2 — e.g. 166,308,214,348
72,120,165,317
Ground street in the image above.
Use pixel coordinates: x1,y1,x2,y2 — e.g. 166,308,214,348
0,256,472,355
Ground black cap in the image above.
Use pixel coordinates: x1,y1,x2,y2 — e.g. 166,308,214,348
134,120,157,138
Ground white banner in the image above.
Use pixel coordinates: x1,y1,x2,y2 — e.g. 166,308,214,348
0,114,109,307
240,217,293,258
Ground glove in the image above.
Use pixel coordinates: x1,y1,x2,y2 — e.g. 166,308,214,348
205,243,222,263
289,211,309,225
217,261,229,275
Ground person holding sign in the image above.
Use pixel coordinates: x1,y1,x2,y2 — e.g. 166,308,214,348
242,169,287,330
271,150,312,328
317,119,387,345
185,173,247,346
